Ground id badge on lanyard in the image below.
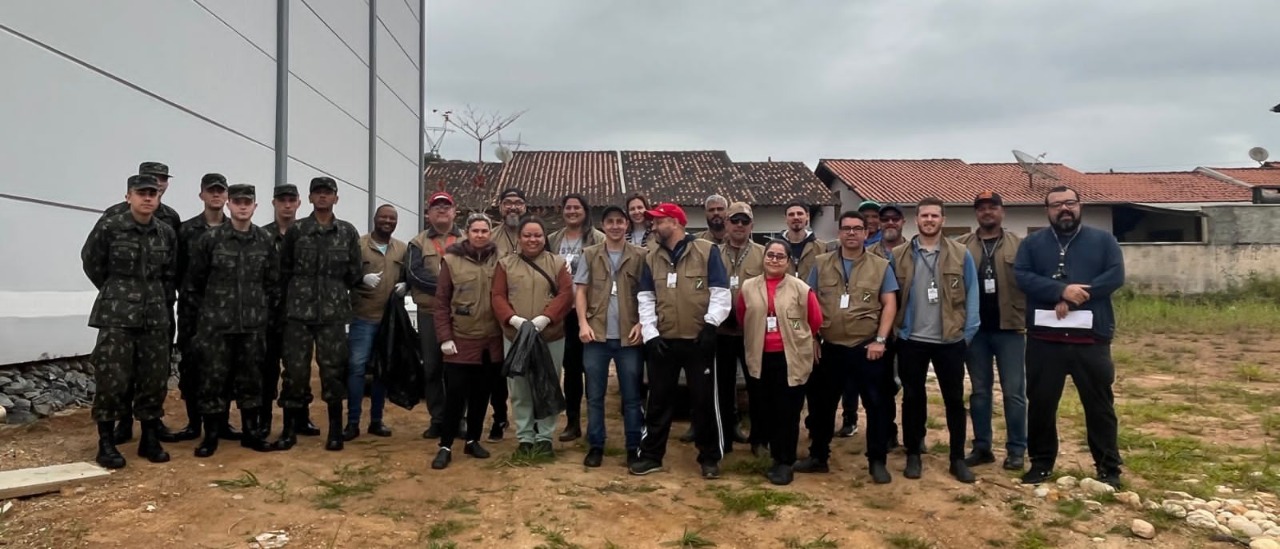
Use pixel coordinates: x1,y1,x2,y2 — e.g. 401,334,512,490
766,315,778,333
927,281,939,304
666,272,677,288
984,265,996,294
729,275,739,289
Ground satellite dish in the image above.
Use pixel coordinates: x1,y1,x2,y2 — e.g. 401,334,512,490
1012,149,1060,188
1249,146,1270,165
494,145,513,163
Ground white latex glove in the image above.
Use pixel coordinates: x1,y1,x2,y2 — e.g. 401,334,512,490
531,315,551,331
440,340,458,356
362,272,383,288
509,315,528,329
393,282,408,297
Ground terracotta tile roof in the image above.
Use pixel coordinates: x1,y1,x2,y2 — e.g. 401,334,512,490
422,161,504,211
816,158,1252,206
1203,163,1280,187
620,150,744,207
734,161,838,206
495,150,622,208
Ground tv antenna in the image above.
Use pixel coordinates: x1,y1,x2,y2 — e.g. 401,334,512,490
424,109,455,155
1249,146,1270,166
1012,150,1060,189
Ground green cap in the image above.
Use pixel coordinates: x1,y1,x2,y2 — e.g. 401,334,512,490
227,184,256,199
138,162,171,178
273,184,299,198
310,176,338,192
200,173,228,190
857,200,882,213
128,174,161,191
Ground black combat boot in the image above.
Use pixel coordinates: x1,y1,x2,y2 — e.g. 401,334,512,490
194,414,222,458
324,402,344,451
137,419,172,463
240,409,274,452
111,414,134,444
217,414,242,441
96,421,126,469
159,400,201,442
256,406,274,440
272,408,299,450
297,404,322,436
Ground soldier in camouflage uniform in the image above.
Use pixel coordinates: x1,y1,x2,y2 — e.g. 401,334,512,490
82,174,177,469
275,176,363,452
99,161,182,444
185,184,278,456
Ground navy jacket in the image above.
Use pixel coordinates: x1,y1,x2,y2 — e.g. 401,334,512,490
1013,226,1125,341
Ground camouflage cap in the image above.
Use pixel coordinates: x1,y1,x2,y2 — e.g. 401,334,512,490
128,174,161,191
273,184,299,198
227,184,256,199
727,201,753,220
310,176,338,192
200,173,228,190
138,162,171,178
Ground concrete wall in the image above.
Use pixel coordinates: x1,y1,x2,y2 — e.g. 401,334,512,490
1122,243,1280,294
1205,205,1280,245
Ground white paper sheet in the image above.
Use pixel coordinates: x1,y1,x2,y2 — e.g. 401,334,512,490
1033,309,1094,329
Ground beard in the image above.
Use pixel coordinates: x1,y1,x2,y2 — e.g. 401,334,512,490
707,218,725,231
883,227,900,242
1051,211,1080,233
504,212,520,227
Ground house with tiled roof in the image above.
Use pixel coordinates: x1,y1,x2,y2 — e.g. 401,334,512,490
1199,162,1280,190
813,158,1255,243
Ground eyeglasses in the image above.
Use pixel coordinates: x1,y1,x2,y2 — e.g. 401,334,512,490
1047,200,1080,210
838,225,867,233
428,203,453,212
764,252,788,261
501,200,525,207
880,216,903,223
728,217,751,226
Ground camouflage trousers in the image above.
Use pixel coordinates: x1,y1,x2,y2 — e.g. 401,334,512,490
261,327,284,406
196,329,265,415
91,327,169,422
280,321,348,408
176,306,202,402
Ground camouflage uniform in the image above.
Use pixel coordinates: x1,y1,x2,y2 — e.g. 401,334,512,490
261,218,289,408
175,212,226,405
185,223,279,415
279,212,362,408
82,207,177,423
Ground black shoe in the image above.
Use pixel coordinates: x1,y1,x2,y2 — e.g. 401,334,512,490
888,438,901,451
950,459,976,483
904,454,923,479
432,447,452,470
297,405,322,436
625,450,641,468
272,409,299,451
137,419,171,463
158,401,201,442
678,425,695,443
516,442,534,456
534,441,555,458
239,409,273,453
464,441,490,459
324,403,343,451
963,449,996,467
96,421,126,469
256,407,274,440
194,414,222,458
870,461,892,484
217,420,242,441
487,421,507,442
422,423,443,439
1097,468,1123,490
559,423,582,442
367,421,392,437
111,415,135,445
766,463,794,486
584,447,604,468
732,426,749,445
793,457,830,474
1003,455,1025,471
342,423,360,442
628,458,662,476
751,443,771,459
837,421,858,438
700,462,721,480
1021,466,1053,485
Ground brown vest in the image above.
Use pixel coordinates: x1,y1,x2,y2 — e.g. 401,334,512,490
958,230,1027,332
718,241,765,335
813,249,891,346
498,251,568,342
494,225,521,258
350,235,407,321
891,237,969,342
441,252,500,340
741,274,815,386
647,237,715,340
408,227,460,308
580,242,646,345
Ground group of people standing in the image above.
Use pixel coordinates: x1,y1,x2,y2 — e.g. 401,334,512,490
83,163,1126,492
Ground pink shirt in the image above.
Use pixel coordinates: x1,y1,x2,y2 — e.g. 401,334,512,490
735,275,823,353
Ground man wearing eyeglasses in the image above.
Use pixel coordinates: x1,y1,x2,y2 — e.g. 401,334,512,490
407,191,466,439
1014,186,1125,489
494,188,528,257
868,204,907,259
715,202,765,454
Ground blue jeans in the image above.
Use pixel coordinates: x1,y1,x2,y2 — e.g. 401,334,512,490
583,340,645,451
347,318,386,424
966,329,1027,456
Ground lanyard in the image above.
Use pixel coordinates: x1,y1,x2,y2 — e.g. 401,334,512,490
430,233,457,256
916,243,940,287
980,234,1002,276
727,244,751,275
839,253,863,291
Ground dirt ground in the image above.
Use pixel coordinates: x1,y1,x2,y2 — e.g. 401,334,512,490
2,331,1279,549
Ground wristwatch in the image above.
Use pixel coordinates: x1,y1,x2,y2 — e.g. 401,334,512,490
874,336,887,344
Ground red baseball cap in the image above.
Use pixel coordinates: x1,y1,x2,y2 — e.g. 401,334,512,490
645,202,687,226
428,191,455,206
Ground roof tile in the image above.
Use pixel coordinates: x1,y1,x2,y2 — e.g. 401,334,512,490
734,161,838,206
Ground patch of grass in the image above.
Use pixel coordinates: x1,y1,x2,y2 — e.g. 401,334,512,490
928,441,949,455
709,485,807,518
569,500,592,510
781,533,838,548
442,495,480,515
1235,362,1274,383
954,493,980,505
374,505,411,521
1143,508,1183,530
925,416,944,430
427,519,469,540
884,532,930,548
213,470,261,489
528,522,583,549
1009,501,1034,521
1115,400,1207,425
1014,528,1052,549
1263,414,1280,440
1114,281,1280,335
596,480,660,494
264,479,289,503
1118,429,1280,498
663,528,716,548
426,542,458,549
722,453,771,476
1054,499,1088,521
492,448,557,468
604,541,623,549
309,462,387,510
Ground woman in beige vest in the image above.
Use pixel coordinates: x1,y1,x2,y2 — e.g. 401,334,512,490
735,240,823,486
430,214,503,470
491,217,574,457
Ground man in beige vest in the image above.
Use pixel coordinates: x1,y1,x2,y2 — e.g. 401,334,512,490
493,188,527,257
715,202,764,453
345,205,408,441
797,210,899,483
694,194,728,245
548,193,606,442
779,202,826,279
861,203,907,447
890,197,981,483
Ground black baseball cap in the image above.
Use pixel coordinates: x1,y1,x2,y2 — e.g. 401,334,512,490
310,176,338,192
228,184,256,199
200,173,228,190
878,204,904,217
974,191,1004,208
273,184,299,198
599,204,627,221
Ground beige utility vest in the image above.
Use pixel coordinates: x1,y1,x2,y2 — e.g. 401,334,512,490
958,230,1027,332
408,228,459,309
580,242,646,345
813,250,890,346
719,241,765,336
741,274,815,387
647,238,715,340
499,251,567,342
351,235,407,322
891,237,969,342
493,226,521,257
441,252,500,340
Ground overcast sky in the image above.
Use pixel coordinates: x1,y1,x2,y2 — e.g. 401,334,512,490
426,1,1278,173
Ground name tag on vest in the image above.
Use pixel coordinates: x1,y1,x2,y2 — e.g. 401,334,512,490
666,272,677,288
766,315,778,333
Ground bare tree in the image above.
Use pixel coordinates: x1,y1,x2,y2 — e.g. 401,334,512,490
447,105,526,207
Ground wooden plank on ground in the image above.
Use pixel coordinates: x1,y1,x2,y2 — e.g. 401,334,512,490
0,462,112,499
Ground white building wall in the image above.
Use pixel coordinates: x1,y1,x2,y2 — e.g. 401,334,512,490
0,1,422,364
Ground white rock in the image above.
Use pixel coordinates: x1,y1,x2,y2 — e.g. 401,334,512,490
1034,486,1051,498
1221,524,1237,536
0,406,6,423
1187,510,1220,530
1131,519,1156,539
1143,499,1161,511
1092,537,1105,543
1266,527,1280,537
1116,491,1142,509
1208,501,1224,511
1258,520,1276,531
1056,475,1078,488
1085,500,1103,512
144,504,156,513
1163,501,1188,518
1251,504,1264,511
1218,485,1235,495
1192,502,1215,512
1229,516,1265,538
1246,510,1269,521
1167,490,1197,500
1193,498,1208,505
1221,512,1236,524
1080,478,1116,495
1251,539,1280,549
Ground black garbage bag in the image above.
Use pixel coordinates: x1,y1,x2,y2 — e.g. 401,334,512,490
371,297,423,410
503,322,565,420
